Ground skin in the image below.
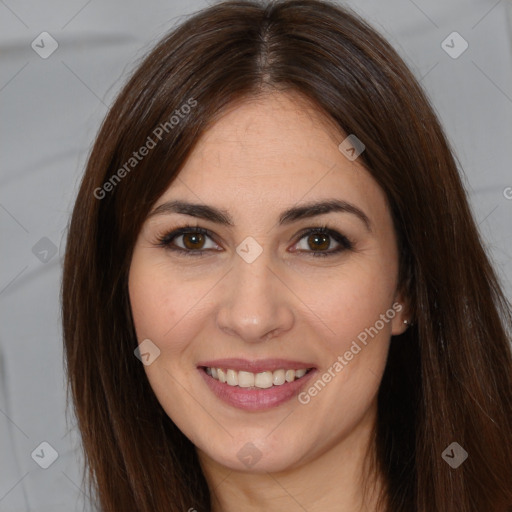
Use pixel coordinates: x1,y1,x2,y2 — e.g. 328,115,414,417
128,91,410,512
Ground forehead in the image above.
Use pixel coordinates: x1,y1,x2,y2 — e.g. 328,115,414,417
156,91,388,226
189,91,345,177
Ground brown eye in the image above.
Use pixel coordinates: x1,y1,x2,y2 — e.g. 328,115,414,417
293,227,353,257
157,225,352,258
182,232,206,250
307,233,331,251
156,226,220,256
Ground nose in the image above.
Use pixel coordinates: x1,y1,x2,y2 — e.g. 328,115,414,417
215,249,295,343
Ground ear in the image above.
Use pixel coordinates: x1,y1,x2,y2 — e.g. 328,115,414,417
390,287,412,336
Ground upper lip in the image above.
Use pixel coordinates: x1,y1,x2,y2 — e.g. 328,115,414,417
197,358,316,373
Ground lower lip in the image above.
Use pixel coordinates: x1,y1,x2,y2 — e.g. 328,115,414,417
198,368,317,411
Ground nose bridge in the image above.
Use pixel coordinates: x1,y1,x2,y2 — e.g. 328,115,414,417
234,248,273,302
215,244,294,342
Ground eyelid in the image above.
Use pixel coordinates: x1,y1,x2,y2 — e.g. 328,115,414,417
291,226,353,256
154,224,353,257
155,225,221,254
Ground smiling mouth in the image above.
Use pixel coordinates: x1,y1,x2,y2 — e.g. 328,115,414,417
201,366,313,388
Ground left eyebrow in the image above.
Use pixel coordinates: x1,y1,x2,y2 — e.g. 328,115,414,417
147,198,372,232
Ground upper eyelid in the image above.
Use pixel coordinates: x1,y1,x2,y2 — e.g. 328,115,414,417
157,225,352,251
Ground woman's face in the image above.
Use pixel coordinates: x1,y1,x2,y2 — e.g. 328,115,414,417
129,92,409,474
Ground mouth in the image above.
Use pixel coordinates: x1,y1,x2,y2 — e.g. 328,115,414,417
197,358,317,410
202,366,312,388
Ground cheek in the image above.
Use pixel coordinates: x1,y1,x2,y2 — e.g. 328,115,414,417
129,265,166,339
128,258,205,424
128,258,195,354
300,257,397,350
295,263,396,430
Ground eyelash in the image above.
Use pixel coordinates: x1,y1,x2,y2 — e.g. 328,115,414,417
154,224,354,258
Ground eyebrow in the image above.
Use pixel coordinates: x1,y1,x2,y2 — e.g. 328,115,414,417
147,199,372,231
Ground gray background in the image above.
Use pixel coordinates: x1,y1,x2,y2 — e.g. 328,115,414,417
1,0,511,510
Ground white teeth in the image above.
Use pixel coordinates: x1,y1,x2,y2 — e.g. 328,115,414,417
226,369,238,386
273,369,286,386
238,371,255,388
255,371,273,388
206,367,310,387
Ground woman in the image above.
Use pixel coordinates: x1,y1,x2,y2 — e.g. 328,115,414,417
61,1,512,511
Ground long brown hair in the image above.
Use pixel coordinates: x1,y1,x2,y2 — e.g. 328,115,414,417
61,1,512,510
